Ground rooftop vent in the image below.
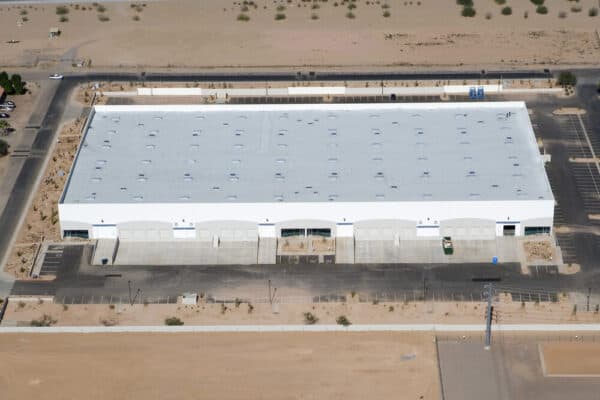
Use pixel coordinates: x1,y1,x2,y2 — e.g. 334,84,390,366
189,144,200,150
233,144,245,150
235,130,244,136
179,195,191,201
457,128,467,135
390,185,398,189
195,115,205,119
375,172,385,180
274,195,284,202
146,144,156,150
184,173,193,182
153,116,163,120
85,194,96,201
211,186,221,190
90,177,102,183
372,129,381,136
423,193,433,199
375,194,385,200
372,157,383,162
328,157,338,163
232,159,241,165
96,160,107,166
120,187,127,191
422,171,430,177
275,158,286,164
329,129,338,136
226,195,237,201
108,130,117,135
274,173,285,181
101,144,111,150
327,114,337,120
415,128,424,135
328,194,338,201
141,159,152,165
192,130,201,137
133,195,144,201
148,130,158,137
279,113,289,120
187,159,197,165
229,173,239,182
278,129,287,136
467,170,476,177
137,174,148,182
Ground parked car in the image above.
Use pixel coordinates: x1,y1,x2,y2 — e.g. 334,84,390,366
49,73,63,80
3,101,15,107
0,106,14,112
0,113,10,118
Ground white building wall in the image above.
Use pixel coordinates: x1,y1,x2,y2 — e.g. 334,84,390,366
59,199,553,239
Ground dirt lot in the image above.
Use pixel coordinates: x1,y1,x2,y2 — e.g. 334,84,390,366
0,0,599,70
541,343,600,376
0,331,439,400
4,292,599,327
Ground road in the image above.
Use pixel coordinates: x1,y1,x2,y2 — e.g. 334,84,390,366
1,68,600,300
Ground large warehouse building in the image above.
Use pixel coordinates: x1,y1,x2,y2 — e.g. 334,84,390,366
59,102,554,264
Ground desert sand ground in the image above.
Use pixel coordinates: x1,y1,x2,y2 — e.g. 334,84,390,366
0,331,439,400
4,292,599,327
0,0,599,70
541,343,600,376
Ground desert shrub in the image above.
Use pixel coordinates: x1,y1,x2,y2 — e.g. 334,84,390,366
20,9,28,15
275,12,286,19
311,3,319,8
303,312,319,324
461,6,476,17
570,5,581,13
55,6,69,14
589,7,598,17
456,0,473,6
536,5,548,14
557,71,577,87
558,11,566,18
501,6,511,15
96,4,106,12
383,10,390,17
241,5,249,11
22,16,29,22
30,314,57,327
237,13,250,20
347,3,356,9
530,0,544,5
165,316,184,326
276,4,286,11
336,315,351,326
381,3,390,8
311,12,319,19
346,11,355,18
60,15,68,22
494,0,506,4
485,12,492,19
132,15,140,21
98,13,110,21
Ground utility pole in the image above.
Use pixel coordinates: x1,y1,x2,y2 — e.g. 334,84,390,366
484,283,494,350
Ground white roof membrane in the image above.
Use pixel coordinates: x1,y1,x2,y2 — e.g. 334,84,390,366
61,102,553,204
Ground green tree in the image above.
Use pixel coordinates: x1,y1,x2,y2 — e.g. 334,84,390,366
558,71,577,87
0,120,11,134
11,74,25,94
0,139,10,156
2,80,15,95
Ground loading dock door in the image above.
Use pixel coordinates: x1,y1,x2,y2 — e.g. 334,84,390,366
503,225,516,236
91,225,117,239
